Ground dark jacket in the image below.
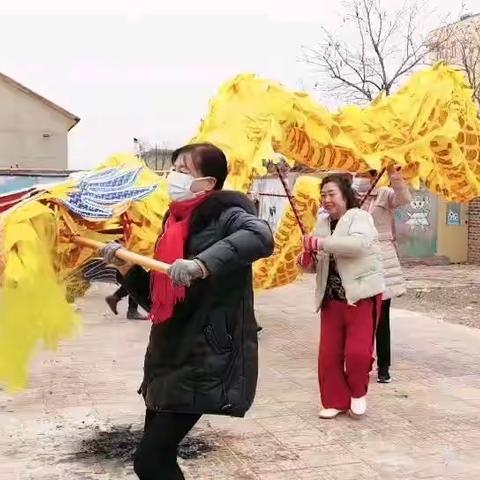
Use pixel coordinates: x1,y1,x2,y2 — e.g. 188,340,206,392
122,191,274,417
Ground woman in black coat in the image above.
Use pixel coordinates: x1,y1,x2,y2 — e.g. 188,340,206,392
102,143,274,480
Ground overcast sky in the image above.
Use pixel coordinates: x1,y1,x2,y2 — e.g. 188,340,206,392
0,0,477,169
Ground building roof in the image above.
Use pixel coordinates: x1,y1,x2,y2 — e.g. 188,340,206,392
459,13,480,22
431,12,480,34
0,71,80,130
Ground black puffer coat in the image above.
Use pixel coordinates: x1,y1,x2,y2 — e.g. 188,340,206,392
122,191,274,417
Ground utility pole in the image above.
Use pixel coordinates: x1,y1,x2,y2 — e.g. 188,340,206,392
133,138,140,158
160,141,167,171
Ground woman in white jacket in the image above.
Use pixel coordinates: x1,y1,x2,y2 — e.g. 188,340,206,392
299,174,385,419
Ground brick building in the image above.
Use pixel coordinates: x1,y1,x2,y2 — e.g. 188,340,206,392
468,199,480,263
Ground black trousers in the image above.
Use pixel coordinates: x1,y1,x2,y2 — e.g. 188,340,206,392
113,285,138,312
134,410,201,480
376,299,391,369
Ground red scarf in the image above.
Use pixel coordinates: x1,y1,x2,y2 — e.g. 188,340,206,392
149,193,213,324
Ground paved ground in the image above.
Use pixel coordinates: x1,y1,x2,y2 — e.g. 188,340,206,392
1,273,480,480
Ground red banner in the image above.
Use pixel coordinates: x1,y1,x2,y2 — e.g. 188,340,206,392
0,188,36,213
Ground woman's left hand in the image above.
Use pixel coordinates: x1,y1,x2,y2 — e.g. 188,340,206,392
298,251,315,270
387,165,403,178
167,259,205,287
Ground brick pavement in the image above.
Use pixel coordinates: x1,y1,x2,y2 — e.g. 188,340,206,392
1,277,480,480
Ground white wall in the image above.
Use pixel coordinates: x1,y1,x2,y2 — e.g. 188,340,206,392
0,80,72,169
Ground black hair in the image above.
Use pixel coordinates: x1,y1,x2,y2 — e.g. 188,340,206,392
321,173,359,209
171,143,228,190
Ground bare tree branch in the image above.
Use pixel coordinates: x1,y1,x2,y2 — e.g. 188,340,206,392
364,0,389,92
302,0,440,103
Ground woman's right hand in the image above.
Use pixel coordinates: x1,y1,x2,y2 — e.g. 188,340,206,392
298,235,321,272
303,235,323,253
100,242,127,267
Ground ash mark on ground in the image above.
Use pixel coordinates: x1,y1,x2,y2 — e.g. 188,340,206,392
69,424,216,464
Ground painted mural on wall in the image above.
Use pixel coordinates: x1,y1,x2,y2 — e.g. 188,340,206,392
446,202,461,225
0,174,69,195
254,176,441,260
0,174,72,212
394,188,438,258
250,177,290,233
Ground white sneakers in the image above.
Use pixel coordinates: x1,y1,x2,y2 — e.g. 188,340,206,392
349,396,367,418
319,408,345,419
319,396,367,420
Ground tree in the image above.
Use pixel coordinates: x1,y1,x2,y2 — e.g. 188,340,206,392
431,14,480,105
303,0,436,103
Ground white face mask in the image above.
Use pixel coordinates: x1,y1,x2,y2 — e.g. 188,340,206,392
352,177,371,194
167,171,197,202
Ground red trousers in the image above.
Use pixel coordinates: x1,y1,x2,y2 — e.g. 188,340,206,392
319,296,382,410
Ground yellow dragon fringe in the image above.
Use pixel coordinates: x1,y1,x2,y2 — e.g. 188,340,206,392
1,62,480,391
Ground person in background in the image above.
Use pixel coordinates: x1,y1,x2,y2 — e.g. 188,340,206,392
102,143,274,480
76,257,147,320
298,173,384,419
252,197,260,214
247,191,264,335
353,166,411,383
105,285,147,320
